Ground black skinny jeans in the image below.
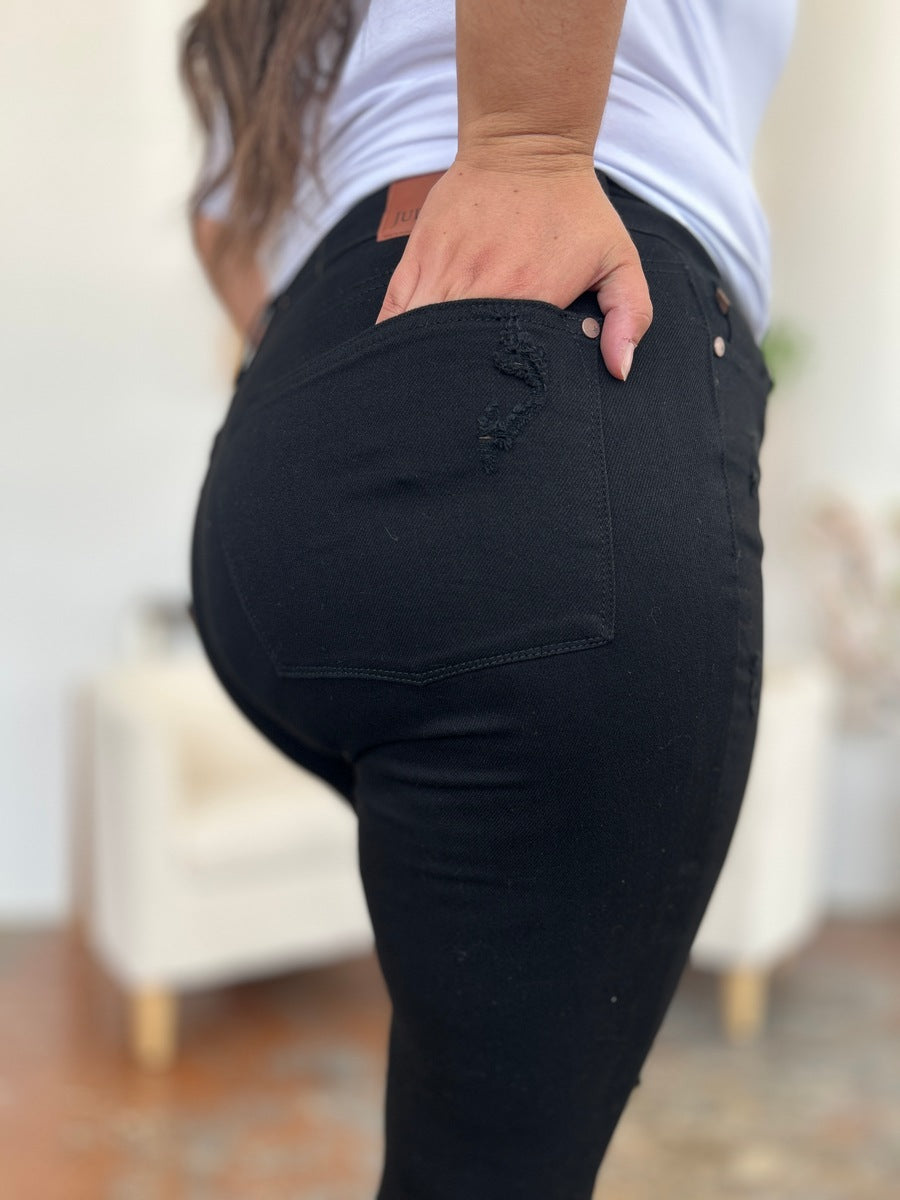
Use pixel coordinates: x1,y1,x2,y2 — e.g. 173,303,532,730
190,168,772,1199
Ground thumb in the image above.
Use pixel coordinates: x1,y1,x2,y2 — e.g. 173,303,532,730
594,257,653,381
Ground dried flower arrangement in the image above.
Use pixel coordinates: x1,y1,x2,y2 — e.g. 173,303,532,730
808,496,900,732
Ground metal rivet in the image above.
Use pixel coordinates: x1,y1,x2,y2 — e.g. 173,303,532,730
713,335,726,357
715,286,731,315
581,316,601,339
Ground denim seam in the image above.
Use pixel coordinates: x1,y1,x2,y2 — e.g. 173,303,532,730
225,301,587,438
213,464,616,687
215,470,615,685
677,253,740,575
269,637,613,686
235,274,401,394
678,245,746,853
577,332,617,642
241,266,692,408
604,253,744,1048
637,246,768,385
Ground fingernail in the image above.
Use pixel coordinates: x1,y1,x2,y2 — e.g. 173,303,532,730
620,342,634,381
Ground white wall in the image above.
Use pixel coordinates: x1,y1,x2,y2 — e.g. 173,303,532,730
756,0,899,513
1,1,231,917
1,1,897,918
754,0,900,910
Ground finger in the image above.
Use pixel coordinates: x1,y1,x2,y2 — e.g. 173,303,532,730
594,261,653,381
374,289,408,325
374,259,423,325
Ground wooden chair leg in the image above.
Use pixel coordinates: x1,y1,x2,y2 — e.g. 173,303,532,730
720,967,769,1044
130,987,177,1070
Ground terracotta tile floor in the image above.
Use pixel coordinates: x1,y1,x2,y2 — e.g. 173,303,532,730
0,917,897,1199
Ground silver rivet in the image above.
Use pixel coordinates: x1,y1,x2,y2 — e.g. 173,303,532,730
713,335,726,357
581,316,601,339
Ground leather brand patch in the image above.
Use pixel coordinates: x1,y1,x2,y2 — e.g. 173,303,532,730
376,170,447,242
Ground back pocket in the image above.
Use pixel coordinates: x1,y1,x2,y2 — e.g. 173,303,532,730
212,296,615,685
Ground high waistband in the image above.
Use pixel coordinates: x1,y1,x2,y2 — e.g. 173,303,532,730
294,166,610,287
238,160,766,403
244,163,737,378
296,164,720,288
285,165,725,302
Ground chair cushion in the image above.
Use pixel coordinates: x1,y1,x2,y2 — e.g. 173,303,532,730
172,782,357,883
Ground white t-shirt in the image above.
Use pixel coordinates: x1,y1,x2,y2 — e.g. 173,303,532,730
198,0,797,342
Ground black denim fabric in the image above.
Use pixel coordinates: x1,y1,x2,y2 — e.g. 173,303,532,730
190,167,772,1199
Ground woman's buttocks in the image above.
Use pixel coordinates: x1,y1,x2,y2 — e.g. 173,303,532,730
204,246,622,686
198,180,764,695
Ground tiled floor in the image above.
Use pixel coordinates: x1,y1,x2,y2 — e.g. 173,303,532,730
0,917,897,1199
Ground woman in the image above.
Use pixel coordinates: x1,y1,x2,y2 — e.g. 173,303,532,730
182,1,796,1195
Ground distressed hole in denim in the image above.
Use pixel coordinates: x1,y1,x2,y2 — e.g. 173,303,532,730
491,314,549,392
478,315,550,474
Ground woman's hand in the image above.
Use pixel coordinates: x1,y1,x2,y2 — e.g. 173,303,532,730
373,155,653,381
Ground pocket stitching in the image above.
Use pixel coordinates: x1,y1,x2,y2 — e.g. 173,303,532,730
241,296,585,412
215,457,615,684
212,315,617,686
214,484,614,686
234,272,401,393
268,636,614,685
576,334,617,641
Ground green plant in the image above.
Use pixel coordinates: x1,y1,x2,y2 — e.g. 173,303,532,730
760,317,813,389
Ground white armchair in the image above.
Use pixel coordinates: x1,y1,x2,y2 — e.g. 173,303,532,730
689,656,838,1041
84,652,374,1069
